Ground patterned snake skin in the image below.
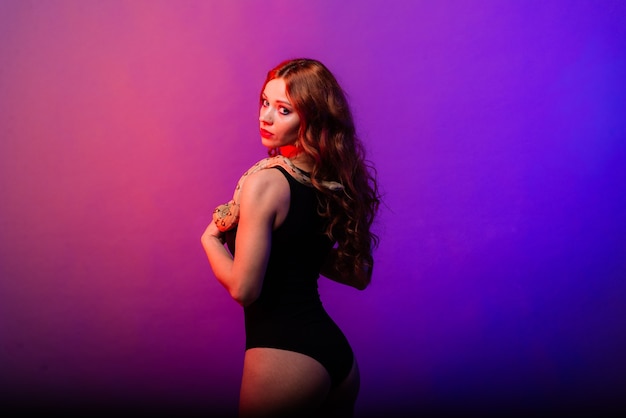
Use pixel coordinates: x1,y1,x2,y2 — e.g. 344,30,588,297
213,155,343,232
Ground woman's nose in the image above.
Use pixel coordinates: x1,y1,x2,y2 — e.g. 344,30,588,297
259,107,272,124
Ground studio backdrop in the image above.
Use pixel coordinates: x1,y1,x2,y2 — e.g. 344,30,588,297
1,0,625,416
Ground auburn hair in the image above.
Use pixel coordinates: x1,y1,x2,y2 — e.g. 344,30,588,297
261,58,380,286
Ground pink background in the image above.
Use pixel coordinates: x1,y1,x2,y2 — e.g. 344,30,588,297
1,1,625,416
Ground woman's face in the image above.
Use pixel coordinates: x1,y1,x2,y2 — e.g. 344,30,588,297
259,78,301,149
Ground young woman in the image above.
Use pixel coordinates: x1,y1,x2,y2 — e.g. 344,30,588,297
201,58,380,417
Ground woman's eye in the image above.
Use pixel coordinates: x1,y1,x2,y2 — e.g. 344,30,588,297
279,107,291,115
262,99,269,107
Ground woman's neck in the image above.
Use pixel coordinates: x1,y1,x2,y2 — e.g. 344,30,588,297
279,145,299,158
279,145,313,171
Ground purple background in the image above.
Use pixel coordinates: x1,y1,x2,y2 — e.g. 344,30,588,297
1,1,625,416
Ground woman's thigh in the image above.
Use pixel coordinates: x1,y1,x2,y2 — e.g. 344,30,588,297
239,347,332,418
319,357,360,417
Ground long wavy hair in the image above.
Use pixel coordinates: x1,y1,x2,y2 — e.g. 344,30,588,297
262,58,380,285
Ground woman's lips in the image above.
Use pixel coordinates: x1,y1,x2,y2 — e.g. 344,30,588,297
260,128,273,138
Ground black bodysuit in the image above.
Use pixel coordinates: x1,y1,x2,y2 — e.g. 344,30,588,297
226,166,354,386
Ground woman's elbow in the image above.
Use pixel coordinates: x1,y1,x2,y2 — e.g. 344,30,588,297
353,267,372,290
230,285,261,307
337,272,370,290
352,275,370,291
354,281,369,291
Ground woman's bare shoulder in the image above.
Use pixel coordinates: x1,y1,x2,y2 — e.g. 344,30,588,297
240,168,290,204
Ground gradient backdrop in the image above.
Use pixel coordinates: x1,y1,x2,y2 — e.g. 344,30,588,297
1,1,625,416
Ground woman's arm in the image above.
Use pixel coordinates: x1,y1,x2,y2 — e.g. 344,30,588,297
201,170,289,306
320,248,370,291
